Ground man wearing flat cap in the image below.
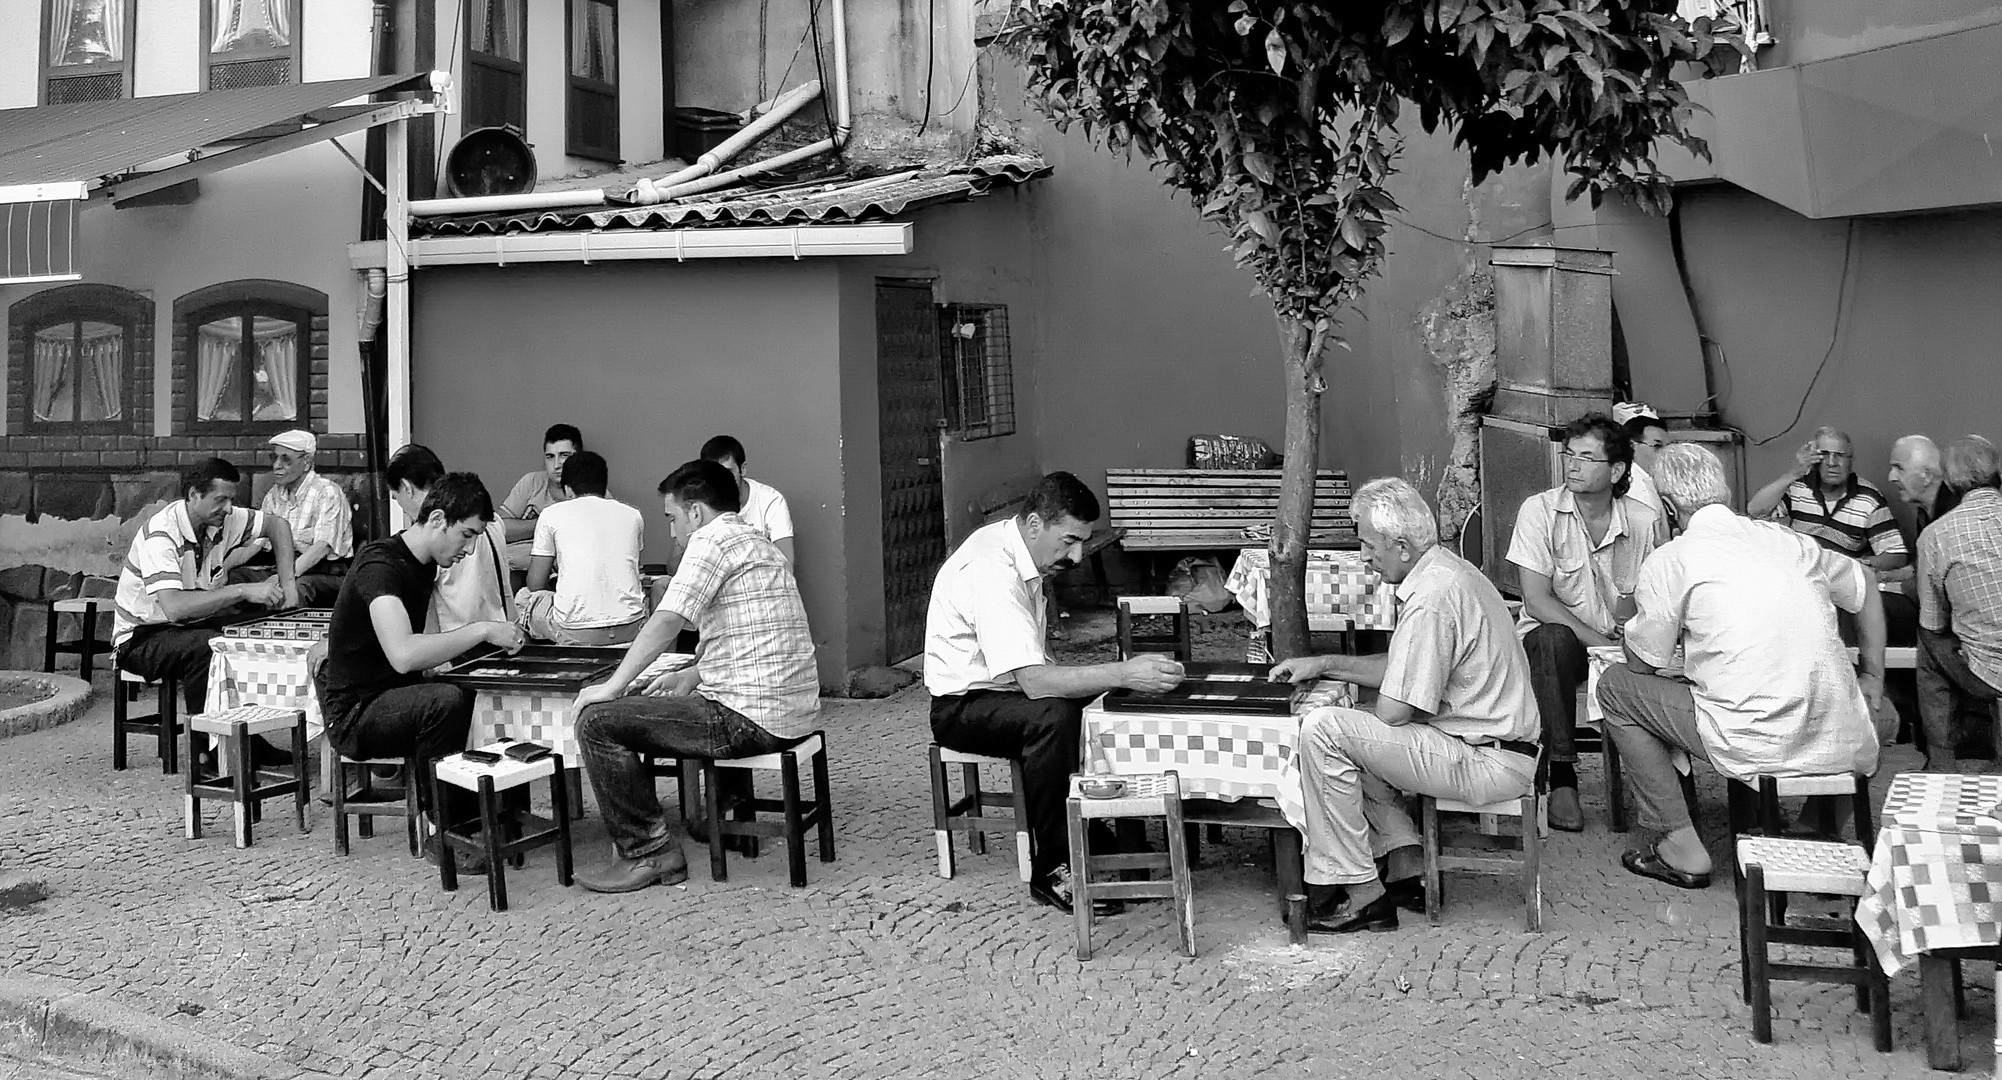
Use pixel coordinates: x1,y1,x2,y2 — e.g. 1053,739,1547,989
226,430,354,606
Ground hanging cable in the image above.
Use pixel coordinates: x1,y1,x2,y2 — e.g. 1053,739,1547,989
1752,220,1858,445
917,0,938,135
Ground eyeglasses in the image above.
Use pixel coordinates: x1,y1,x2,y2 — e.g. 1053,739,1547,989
1637,438,1667,450
1817,451,1853,462
1559,450,1612,465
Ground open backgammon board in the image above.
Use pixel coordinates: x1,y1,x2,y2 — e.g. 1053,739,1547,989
436,644,623,691
221,608,334,640
1101,661,1299,716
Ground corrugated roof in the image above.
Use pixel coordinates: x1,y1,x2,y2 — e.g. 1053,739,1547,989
0,74,428,188
415,154,1051,236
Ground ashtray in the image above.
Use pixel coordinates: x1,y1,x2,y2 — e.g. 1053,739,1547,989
1078,778,1128,800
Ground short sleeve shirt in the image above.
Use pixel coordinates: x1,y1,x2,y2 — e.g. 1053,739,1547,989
260,470,353,560
1505,486,1661,637
1774,476,1905,562
739,478,795,543
1918,488,2002,691
529,495,647,629
502,471,563,519
1378,546,1540,745
433,519,512,632
661,513,820,736
1626,504,1877,782
924,519,1047,697
323,536,434,716
112,501,266,646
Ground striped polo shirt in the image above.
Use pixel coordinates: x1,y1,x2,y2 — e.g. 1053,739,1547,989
1774,475,1905,561
113,501,266,646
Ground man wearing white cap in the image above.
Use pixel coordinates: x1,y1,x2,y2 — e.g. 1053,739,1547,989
1614,402,1673,535
227,430,354,606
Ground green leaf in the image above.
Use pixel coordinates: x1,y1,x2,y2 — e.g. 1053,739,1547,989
1384,9,1414,46
1439,0,1467,32
1339,215,1367,251
1234,13,1257,36
1265,28,1287,74
1242,152,1277,185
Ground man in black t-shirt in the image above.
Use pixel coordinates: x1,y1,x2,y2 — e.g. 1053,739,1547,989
320,473,523,821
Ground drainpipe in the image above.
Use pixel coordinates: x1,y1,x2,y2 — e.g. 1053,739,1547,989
406,0,852,216
357,269,387,338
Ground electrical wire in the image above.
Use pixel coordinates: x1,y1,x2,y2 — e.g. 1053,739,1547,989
1386,213,1552,247
1751,220,1857,446
917,0,938,135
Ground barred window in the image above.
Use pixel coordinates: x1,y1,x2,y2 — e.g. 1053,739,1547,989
202,0,302,90
937,304,1015,440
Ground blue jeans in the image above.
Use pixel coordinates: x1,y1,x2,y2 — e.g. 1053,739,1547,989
575,694,791,859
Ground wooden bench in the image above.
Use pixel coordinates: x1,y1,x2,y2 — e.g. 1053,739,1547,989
1105,469,1356,553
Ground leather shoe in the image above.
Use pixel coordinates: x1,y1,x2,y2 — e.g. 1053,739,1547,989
1549,786,1584,832
575,852,690,893
1387,876,1425,913
1306,890,1401,934
1031,865,1123,918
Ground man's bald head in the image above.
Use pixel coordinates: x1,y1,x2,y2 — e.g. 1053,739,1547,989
1889,434,1944,505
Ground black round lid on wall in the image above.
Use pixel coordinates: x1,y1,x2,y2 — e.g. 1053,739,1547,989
445,126,538,198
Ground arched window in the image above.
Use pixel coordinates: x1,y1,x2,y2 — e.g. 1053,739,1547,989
175,281,326,434
7,283,147,433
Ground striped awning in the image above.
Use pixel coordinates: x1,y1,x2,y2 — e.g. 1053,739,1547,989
0,182,84,284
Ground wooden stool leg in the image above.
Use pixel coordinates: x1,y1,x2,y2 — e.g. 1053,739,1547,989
1272,830,1307,943
407,756,425,855
1068,799,1092,960
358,768,377,840
1422,797,1443,925
1010,759,1031,883
1164,787,1195,958
551,760,574,887
703,762,727,882
183,717,202,840
811,743,835,864
929,745,954,878
1853,775,1875,855
230,723,253,849
76,603,97,682
1184,822,1203,870
333,755,352,855
1115,604,1134,661
1737,861,1754,1004
112,678,129,771
1604,736,1626,832
1921,954,1961,1070
160,683,179,776
1868,945,1892,1053
433,771,458,892
781,751,808,888
566,769,586,822
963,763,987,856
1747,866,1772,1044
477,776,507,912
1522,791,1543,932
292,720,310,834
42,603,58,674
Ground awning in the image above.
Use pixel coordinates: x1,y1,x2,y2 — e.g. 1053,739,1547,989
0,73,434,282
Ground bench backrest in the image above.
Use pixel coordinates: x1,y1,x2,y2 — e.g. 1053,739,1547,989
1104,469,1355,551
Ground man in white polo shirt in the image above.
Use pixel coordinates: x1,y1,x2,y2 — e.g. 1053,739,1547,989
700,435,795,567
515,450,647,646
925,472,1184,916
1598,444,1885,891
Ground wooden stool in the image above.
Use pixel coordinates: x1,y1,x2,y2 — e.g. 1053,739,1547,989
640,754,702,833
1728,772,1875,854
326,742,425,857
1419,761,1547,932
697,732,834,887
110,661,180,774
184,705,310,848
928,745,1031,881
1066,772,1194,959
1115,595,1192,662
432,749,575,912
43,598,113,681
1736,836,1890,1052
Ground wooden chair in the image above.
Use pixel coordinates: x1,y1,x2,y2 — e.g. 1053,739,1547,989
1418,755,1547,932
110,660,180,774
696,732,834,888
1115,595,1193,663
928,745,1030,881
1066,772,1195,959
43,598,113,681
183,705,310,848
1736,836,1891,1052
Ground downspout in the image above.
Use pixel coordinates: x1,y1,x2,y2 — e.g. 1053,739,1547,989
358,0,398,541
406,0,853,216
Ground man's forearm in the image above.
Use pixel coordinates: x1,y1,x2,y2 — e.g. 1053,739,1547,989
1855,586,1888,680
155,586,248,624
294,541,330,576
1745,472,1799,518
392,623,497,673
600,607,688,695
1014,662,1124,700
1318,653,1388,688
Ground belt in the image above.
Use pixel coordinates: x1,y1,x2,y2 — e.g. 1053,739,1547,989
1479,739,1539,759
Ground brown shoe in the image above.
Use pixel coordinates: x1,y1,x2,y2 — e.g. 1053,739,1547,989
575,851,690,893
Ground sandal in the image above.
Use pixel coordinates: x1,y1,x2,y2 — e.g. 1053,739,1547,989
1621,842,1712,890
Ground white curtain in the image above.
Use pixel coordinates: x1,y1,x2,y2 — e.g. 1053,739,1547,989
197,323,240,421
79,323,122,421
100,0,123,59
211,0,289,52
572,1,616,83
31,332,71,422
47,0,125,65
251,322,298,421
472,0,523,61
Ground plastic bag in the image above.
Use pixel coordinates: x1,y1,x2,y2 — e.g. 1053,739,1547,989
1165,555,1233,614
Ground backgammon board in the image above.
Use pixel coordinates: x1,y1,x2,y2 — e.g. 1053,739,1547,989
221,608,334,640
1101,661,1299,716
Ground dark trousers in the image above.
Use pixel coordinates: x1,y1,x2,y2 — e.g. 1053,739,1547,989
574,694,792,860
1917,627,2002,760
930,690,1087,881
118,613,245,712
1523,623,1588,768
327,682,475,814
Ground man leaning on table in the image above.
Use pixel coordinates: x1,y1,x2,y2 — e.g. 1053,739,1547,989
1914,436,2002,772
1270,476,1540,934
925,471,1184,917
1597,444,1884,891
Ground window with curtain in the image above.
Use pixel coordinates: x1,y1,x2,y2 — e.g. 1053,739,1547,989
42,0,137,104
27,316,129,429
186,305,308,431
566,0,620,161
202,0,301,90
466,0,528,131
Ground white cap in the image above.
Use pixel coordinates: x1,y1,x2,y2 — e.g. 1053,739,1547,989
268,430,317,454
1612,402,1660,427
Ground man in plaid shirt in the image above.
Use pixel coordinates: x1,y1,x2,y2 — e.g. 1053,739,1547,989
1916,436,2002,771
569,459,819,893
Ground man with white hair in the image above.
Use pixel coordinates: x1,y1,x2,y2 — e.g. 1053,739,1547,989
1888,435,1959,552
1914,436,2002,770
1598,444,1885,889
1748,425,1907,573
225,429,354,606
1271,477,1539,933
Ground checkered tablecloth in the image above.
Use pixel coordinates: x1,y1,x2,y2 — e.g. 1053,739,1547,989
1082,679,1356,833
474,652,693,764
1857,773,2002,976
206,636,324,742
1226,549,1397,633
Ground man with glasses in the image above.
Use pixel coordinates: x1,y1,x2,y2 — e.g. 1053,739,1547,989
1505,414,1663,831
1616,402,1673,534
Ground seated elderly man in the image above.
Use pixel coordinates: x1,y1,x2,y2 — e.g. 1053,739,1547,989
1748,425,1914,646
1271,477,1539,933
1915,436,2002,771
1599,444,1885,889
224,430,353,606
1507,413,1662,831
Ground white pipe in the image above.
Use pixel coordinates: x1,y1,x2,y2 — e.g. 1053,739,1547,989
411,188,608,216
647,139,835,202
632,80,824,201
356,268,386,337
830,0,851,144
385,117,412,532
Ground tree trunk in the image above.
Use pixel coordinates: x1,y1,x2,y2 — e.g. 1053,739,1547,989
1269,312,1327,661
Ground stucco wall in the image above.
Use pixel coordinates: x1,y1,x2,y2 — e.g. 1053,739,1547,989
409,261,854,687
1754,0,2002,67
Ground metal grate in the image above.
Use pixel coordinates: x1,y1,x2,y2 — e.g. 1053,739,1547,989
937,303,1015,440
45,73,124,104
210,58,293,90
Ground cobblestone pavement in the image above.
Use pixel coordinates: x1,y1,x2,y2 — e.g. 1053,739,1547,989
1,625,1992,1080
0,1054,131,1080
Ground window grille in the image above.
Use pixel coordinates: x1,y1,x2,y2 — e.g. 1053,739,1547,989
937,304,1015,440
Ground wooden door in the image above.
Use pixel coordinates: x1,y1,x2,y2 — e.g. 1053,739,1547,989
876,280,948,663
